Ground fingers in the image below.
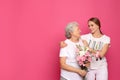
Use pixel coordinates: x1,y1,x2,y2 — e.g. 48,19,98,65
81,70,87,77
78,70,87,77
60,41,67,48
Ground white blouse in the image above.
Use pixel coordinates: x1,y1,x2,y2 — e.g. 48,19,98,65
59,39,84,80
81,33,110,69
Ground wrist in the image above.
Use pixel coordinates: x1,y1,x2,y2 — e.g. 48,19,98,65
95,51,100,57
76,69,81,74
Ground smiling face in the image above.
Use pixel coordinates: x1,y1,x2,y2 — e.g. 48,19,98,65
71,26,81,39
88,21,100,34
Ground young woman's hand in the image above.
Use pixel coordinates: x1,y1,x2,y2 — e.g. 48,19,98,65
88,48,96,54
85,62,90,68
60,41,67,48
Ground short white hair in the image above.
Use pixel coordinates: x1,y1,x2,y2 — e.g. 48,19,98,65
65,22,79,39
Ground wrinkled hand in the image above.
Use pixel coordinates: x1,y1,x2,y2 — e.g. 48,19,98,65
60,41,67,48
78,69,87,77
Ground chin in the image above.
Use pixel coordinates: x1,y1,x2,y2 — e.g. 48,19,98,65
91,31,95,34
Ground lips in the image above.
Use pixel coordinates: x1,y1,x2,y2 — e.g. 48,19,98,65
90,29,94,31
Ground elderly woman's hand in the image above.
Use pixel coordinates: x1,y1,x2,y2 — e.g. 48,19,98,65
60,41,67,48
77,69,87,77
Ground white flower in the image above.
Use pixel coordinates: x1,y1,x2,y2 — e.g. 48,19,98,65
79,51,86,57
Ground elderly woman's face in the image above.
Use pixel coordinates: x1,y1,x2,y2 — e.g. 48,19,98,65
71,26,81,38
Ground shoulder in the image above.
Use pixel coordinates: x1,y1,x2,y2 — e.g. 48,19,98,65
102,35,111,44
103,35,110,41
104,35,110,38
61,39,71,49
64,39,70,44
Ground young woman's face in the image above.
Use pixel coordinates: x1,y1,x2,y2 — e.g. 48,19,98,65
71,26,81,38
88,21,99,34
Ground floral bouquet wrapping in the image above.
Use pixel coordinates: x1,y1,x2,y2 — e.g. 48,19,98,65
76,44,92,71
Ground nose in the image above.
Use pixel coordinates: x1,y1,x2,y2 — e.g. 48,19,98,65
89,26,92,30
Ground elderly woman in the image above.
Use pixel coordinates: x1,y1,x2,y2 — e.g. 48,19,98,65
59,22,87,80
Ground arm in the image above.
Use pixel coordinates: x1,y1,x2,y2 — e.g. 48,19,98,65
90,44,110,58
98,44,110,57
60,57,87,77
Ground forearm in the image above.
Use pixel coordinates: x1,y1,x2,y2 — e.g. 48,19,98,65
60,63,80,73
90,49,107,58
99,51,107,58
91,44,109,58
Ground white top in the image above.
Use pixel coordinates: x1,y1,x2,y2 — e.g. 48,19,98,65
81,33,110,69
59,39,84,80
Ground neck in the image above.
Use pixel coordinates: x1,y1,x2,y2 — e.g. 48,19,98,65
70,37,79,43
92,30,103,38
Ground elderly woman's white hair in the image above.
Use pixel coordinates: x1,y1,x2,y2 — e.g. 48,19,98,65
65,22,79,39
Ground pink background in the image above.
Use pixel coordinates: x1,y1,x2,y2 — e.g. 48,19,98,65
0,0,120,80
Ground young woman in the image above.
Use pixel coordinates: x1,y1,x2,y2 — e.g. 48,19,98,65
60,17,110,80
82,17,110,80
59,22,87,80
